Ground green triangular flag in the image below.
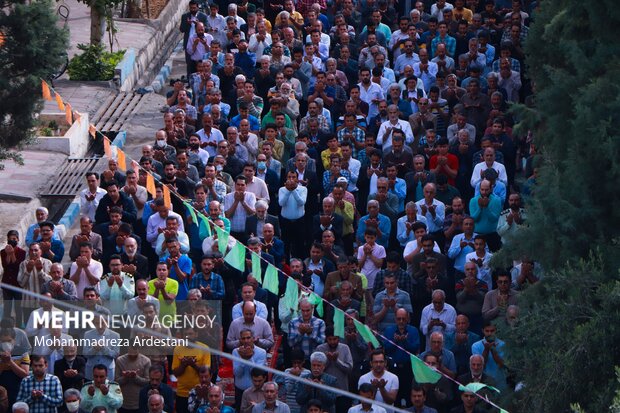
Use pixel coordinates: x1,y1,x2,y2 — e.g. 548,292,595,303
263,264,279,294
307,293,324,317
458,382,500,394
283,278,299,311
185,202,197,225
353,319,380,348
214,225,229,254
252,252,262,283
198,214,211,239
223,241,245,271
333,308,345,338
410,354,441,384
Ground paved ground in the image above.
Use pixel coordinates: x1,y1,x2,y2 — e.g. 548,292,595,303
0,0,174,248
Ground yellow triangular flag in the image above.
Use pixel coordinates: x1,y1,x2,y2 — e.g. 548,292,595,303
41,81,52,101
89,124,97,138
55,93,65,111
163,185,172,210
103,138,112,158
116,148,127,172
65,102,73,125
146,174,156,197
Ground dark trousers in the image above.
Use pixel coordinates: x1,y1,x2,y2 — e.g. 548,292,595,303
393,362,414,407
280,216,306,260
176,395,189,413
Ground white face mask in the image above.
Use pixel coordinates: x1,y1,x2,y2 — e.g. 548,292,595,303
66,401,80,412
215,165,223,172
156,140,166,148
0,342,13,353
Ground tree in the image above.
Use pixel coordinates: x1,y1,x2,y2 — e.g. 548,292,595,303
496,0,620,411
0,0,69,169
78,0,124,46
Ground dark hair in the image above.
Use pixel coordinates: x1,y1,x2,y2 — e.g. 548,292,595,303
39,221,55,230
93,364,108,373
250,368,268,378
386,251,401,265
86,172,100,180
358,382,374,393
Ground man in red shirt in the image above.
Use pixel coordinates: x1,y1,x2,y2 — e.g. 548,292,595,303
1,230,26,325
430,137,459,185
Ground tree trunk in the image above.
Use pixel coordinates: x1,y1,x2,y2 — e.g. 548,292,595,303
90,7,106,45
126,0,143,18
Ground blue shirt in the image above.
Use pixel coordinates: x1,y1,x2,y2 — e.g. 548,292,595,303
230,114,261,131
188,271,225,299
233,346,267,390
475,180,506,203
472,338,506,388
235,51,257,78
447,232,477,272
288,316,326,358
357,214,391,248
373,288,413,331
469,194,502,235
382,325,421,364
278,186,307,220
419,348,457,374
160,254,192,300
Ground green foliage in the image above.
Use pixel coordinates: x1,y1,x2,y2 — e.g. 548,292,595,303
503,255,620,412
498,1,620,411
0,0,69,169
498,0,620,271
67,43,125,81
572,368,620,412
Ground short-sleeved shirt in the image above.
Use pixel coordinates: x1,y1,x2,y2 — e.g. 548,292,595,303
357,370,399,403
148,278,179,322
171,342,211,397
357,243,387,290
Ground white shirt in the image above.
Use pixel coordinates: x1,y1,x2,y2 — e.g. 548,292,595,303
146,211,185,247
348,405,387,413
189,147,211,166
358,82,385,121
471,161,508,188
415,198,446,233
305,32,331,49
196,127,225,157
70,259,104,299
376,119,414,148
358,370,399,403
465,251,494,289
420,302,457,349
246,176,270,202
343,157,361,191
80,187,107,222
232,300,268,320
249,32,272,57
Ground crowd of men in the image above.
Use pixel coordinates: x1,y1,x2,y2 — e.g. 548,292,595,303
0,0,543,412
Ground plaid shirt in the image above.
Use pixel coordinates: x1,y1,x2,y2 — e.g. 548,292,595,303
205,179,228,203
431,35,456,58
188,272,225,299
337,127,366,158
169,103,198,121
323,169,351,195
296,0,326,16
16,373,63,413
492,57,521,73
299,115,330,133
288,316,326,358
372,268,414,297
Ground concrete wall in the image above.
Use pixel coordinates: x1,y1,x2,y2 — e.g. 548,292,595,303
29,113,91,157
117,0,186,92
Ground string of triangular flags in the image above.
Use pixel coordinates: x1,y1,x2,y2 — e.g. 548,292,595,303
40,79,509,413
